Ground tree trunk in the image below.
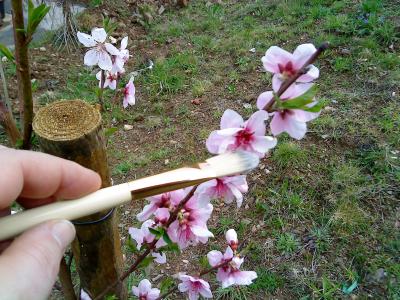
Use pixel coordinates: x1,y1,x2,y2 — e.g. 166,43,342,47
59,256,77,300
11,0,33,149
33,100,126,299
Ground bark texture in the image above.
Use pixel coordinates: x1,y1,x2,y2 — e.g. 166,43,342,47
11,0,33,149
33,100,126,299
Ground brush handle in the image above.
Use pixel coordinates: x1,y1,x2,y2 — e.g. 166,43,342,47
0,184,132,241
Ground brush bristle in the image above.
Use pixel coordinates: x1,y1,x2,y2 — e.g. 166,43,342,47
204,151,260,177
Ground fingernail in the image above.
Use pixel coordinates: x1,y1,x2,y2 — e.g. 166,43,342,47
51,220,76,249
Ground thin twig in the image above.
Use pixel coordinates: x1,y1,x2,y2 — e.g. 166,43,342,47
262,42,329,112
0,59,11,111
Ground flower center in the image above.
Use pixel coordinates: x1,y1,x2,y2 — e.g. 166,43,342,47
278,61,296,79
178,209,191,225
235,129,254,146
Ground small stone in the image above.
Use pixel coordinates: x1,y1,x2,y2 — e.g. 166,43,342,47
39,47,46,52
164,159,170,165
249,48,256,53
340,48,351,55
158,5,165,15
372,268,386,282
322,134,329,139
265,169,271,174
182,260,189,264
152,274,163,281
243,103,252,109
251,225,257,232
244,204,249,209
392,91,396,97
1,56,7,62
124,124,133,131
242,218,252,225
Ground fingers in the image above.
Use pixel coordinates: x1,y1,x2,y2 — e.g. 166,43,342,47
0,147,102,209
0,220,76,299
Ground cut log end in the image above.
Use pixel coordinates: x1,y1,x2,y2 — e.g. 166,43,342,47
33,100,101,141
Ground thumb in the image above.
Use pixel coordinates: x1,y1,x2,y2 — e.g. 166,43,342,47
0,220,76,300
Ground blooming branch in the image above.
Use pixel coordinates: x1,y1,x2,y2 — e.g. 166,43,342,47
94,186,198,300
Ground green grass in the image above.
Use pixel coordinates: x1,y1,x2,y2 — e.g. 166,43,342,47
14,0,398,299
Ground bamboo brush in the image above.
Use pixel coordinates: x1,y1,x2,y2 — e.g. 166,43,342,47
0,151,259,241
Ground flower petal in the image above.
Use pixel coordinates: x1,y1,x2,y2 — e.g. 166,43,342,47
292,43,317,69
257,91,274,110
220,109,244,129
77,32,97,47
298,64,319,82
270,112,307,140
191,225,214,238
251,135,277,153
121,36,128,50
207,250,223,267
138,279,152,294
91,27,107,43
245,110,268,136
84,49,99,66
97,51,112,71
105,43,121,56
262,46,293,74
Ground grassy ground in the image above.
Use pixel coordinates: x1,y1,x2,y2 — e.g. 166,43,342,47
1,0,399,299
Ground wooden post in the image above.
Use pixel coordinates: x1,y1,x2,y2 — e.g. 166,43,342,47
32,100,126,299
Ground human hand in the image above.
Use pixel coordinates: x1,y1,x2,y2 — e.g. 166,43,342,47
0,146,101,299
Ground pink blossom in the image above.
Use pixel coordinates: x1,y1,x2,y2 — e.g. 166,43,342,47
262,44,319,90
154,208,170,224
80,289,91,300
137,189,186,222
206,109,277,158
197,175,248,207
123,79,136,108
167,194,214,249
96,70,117,90
152,252,167,264
225,229,238,251
114,36,130,72
77,28,120,71
257,83,320,140
132,279,160,300
128,220,155,250
178,274,212,300
207,247,257,288
128,220,165,250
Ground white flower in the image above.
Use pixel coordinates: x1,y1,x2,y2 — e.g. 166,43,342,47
77,27,120,71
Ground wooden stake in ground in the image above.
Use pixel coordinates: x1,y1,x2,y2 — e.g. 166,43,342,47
33,100,126,299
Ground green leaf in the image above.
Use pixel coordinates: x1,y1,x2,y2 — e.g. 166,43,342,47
125,237,139,254
0,44,15,62
149,227,165,239
26,0,50,38
302,100,324,112
162,231,173,245
278,85,318,110
138,256,155,269
104,127,118,137
158,243,180,254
